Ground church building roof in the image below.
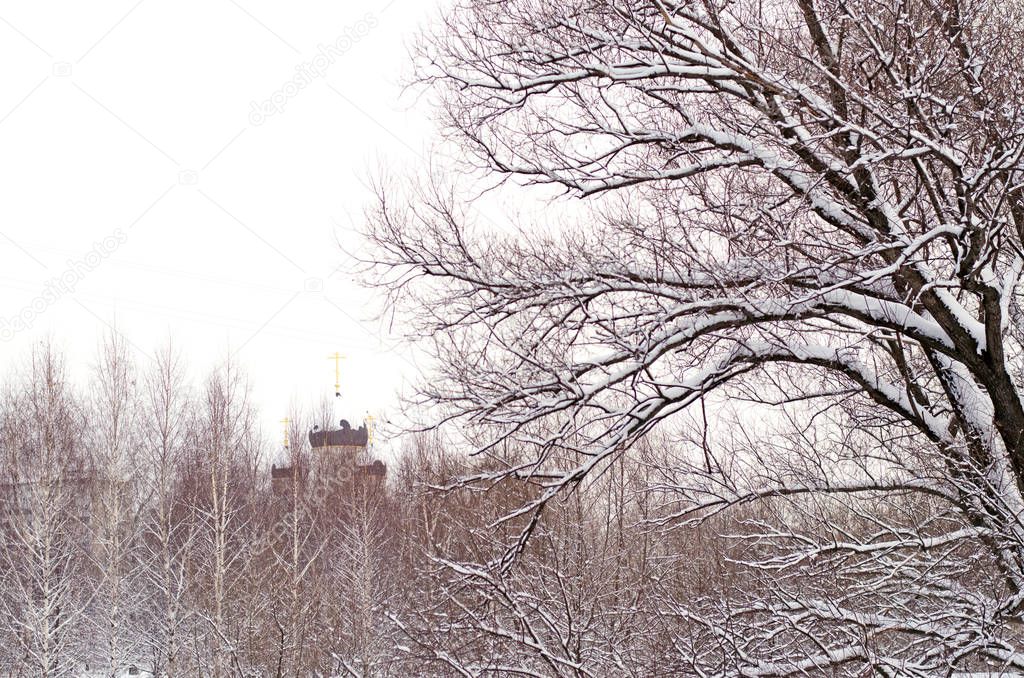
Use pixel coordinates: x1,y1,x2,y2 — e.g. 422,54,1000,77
308,419,368,448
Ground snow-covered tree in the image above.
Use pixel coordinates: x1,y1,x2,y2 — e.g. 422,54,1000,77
0,345,92,677
369,0,1024,671
138,341,197,678
84,332,148,677
190,361,261,678
392,435,666,676
253,411,327,678
323,471,398,676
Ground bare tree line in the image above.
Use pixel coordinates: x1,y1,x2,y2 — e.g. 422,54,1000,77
3,338,930,677
0,340,403,677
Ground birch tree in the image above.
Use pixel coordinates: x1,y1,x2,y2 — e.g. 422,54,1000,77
191,361,260,678
86,332,147,676
256,411,327,678
323,468,398,677
0,345,91,677
138,341,196,678
369,0,1024,672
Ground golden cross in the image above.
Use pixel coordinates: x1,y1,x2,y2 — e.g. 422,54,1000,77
280,417,290,449
327,352,346,396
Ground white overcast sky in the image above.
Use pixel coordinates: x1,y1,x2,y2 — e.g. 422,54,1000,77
0,0,447,449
